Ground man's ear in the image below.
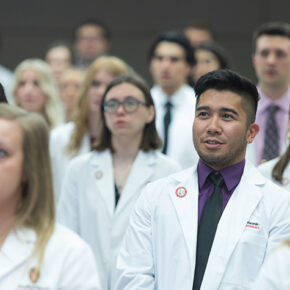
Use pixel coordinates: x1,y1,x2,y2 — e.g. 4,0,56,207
251,54,257,69
247,123,260,144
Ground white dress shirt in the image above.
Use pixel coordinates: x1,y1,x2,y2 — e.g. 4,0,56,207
151,84,199,169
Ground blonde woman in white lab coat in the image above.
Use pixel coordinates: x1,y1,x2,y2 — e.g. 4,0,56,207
58,75,181,290
50,56,130,201
0,104,100,289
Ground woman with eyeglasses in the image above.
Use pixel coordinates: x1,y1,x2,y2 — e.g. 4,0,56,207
50,56,130,201
0,104,100,289
58,75,181,290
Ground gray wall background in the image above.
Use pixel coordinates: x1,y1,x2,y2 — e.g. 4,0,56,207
0,0,289,85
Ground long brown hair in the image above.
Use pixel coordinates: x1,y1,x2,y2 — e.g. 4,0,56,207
94,74,162,152
66,56,130,156
272,144,290,183
0,104,55,271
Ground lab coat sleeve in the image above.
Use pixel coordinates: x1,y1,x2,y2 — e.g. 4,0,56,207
57,233,102,289
57,159,80,233
252,244,290,290
114,184,155,290
266,189,290,256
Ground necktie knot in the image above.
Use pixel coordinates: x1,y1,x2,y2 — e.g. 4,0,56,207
267,104,279,114
165,101,172,110
209,172,224,188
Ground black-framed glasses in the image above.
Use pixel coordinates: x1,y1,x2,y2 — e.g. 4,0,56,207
103,97,148,114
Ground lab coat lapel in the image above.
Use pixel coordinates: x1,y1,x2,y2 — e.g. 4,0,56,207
0,228,35,279
169,168,199,273
115,151,154,215
90,150,115,217
201,162,265,289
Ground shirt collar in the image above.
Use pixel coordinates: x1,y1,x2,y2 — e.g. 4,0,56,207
197,159,245,192
257,87,290,114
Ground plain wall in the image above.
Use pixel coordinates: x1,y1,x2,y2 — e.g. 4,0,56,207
0,0,289,85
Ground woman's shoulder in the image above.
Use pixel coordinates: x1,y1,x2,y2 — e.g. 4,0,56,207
50,122,75,139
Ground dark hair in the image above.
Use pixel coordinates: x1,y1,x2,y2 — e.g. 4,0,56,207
74,18,111,41
252,22,290,53
272,144,290,183
196,42,230,69
0,82,8,103
94,74,162,152
195,69,259,125
148,31,195,66
184,20,216,40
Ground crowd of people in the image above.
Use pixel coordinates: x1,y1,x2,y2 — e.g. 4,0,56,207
0,19,289,289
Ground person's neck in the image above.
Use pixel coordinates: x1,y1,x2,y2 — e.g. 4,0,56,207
259,82,289,101
0,210,15,248
89,112,102,138
112,134,141,162
161,83,184,97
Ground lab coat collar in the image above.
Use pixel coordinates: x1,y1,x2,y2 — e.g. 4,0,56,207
170,166,199,274
90,149,115,217
115,150,156,215
0,227,35,279
89,149,156,217
201,161,266,289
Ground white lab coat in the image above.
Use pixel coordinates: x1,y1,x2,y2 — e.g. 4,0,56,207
258,156,290,192
252,242,290,290
151,85,199,169
50,122,90,202
57,149,181,290
115,161,290,290
0,223,101,289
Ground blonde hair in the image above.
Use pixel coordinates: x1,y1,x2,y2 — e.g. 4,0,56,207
67,56,130,155
0,104,55,272
12,58,63,129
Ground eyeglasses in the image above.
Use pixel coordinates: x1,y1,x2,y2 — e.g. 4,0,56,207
103,97,148,114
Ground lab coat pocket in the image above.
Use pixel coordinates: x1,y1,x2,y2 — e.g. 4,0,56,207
222,232,267,288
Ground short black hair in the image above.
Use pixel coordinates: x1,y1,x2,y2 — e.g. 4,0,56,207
148,31,195,66
252,22,290,53
196,42,230,70
195,69,259,125
0,82,8,103
73,18,111,41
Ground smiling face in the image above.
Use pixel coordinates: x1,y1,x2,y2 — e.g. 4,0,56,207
0,118,24,215
104,82,154,141
87,69,115,114
253,35,290,90
193,89,259,170
15,69,47,115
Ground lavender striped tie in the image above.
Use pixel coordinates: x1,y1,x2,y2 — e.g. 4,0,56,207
262,105,280,162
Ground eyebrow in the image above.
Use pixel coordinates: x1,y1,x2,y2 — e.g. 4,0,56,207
196,106,239,115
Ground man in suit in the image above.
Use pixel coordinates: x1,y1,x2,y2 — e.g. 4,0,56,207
149,31,198,168
115,70,290,290
249,22,290,165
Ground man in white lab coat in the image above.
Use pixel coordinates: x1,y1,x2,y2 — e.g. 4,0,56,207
149,31,198,169
115,69,290,290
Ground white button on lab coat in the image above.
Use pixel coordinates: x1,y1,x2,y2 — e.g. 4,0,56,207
0,224,101,289
58,149,181,290
115,161,290,290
